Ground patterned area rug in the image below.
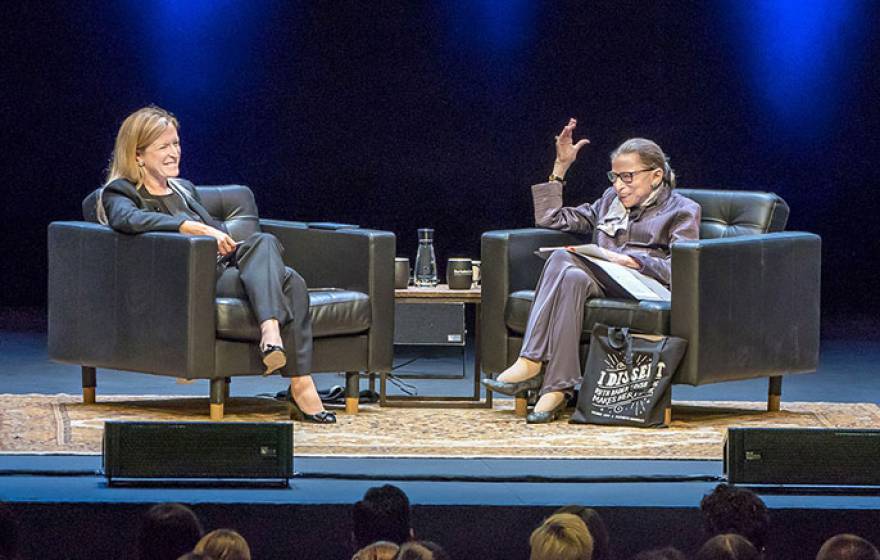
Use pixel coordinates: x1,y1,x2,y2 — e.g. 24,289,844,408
1,394,879,459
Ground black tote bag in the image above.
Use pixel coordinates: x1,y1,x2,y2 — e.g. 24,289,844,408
570,324,688,427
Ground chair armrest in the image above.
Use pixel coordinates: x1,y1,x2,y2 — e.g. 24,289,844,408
670,231,821,385
306,221,359,230
480,228,588,374
260,220,396,372
48,222,217,377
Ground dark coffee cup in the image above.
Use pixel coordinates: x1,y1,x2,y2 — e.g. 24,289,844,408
395,258,410,289
446,258,473,289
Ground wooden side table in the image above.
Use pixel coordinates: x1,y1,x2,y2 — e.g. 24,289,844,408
381,284,492,408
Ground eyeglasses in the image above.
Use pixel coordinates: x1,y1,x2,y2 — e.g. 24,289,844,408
607,168,656,184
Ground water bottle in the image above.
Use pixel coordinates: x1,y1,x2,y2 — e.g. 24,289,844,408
414,228,438,287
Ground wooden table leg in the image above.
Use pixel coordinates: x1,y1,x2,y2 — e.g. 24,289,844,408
346,371,360,414
82,366,96,404
515,396,528,417
768,376,782,412
210,377,225,420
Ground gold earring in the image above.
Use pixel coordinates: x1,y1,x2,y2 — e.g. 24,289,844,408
137,161,145,167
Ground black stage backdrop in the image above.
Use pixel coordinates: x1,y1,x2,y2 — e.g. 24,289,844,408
2,1,878,319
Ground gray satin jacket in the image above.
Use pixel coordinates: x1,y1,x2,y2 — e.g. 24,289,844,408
532,181,701,285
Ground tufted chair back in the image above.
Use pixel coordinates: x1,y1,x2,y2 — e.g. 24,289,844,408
677,189,789,239
195,185,261,240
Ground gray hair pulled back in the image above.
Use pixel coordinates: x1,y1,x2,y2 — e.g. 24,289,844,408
611,138,676,188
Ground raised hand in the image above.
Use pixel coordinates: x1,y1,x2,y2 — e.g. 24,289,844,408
553,118,591,178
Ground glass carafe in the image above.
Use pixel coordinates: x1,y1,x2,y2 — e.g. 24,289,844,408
414,228,438,287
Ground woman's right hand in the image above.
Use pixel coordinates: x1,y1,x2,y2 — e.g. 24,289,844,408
179,220,237,256
552,118,591,178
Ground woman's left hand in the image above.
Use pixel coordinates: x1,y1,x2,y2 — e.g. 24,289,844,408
606,252,640,269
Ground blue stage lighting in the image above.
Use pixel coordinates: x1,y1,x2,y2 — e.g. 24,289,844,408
444,0,534,52
742,0,863,130
130,0,265,104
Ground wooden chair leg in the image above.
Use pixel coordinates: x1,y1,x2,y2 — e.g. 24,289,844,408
345,371,360,414
767,376,782,412
664,407,672,425
82,366,96,404
210,377,226,420
515,396,528,417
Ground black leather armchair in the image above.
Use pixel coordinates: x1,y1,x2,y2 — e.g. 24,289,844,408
481,189,821,417
48,185,395,419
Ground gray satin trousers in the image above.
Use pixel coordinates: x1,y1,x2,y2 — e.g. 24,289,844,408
216,232,313,377
519,249,610,396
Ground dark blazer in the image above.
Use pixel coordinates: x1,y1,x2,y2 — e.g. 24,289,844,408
101,177,227,234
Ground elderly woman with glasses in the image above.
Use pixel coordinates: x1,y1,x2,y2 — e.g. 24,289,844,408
482,118,701,423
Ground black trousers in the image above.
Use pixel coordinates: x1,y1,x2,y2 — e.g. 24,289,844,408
216,232,313,377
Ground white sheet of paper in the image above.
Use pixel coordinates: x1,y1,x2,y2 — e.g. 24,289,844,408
584,256,667,301
536,244,670,302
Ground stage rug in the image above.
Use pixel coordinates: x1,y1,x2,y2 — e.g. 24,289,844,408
1,394,879,459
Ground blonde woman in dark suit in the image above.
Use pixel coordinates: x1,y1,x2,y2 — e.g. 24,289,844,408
101,106,334,423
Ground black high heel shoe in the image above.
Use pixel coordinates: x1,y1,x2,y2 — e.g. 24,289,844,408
288,393,337,424
526,396,567,424
480,374,544,396
261,345,286,376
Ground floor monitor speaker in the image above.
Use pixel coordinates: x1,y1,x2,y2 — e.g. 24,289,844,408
394,302,466,346
725,427,880,486
103,421,293,486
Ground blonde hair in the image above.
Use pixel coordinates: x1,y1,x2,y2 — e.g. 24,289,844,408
395,541,440,560
352,540,400,560
193,529,251,560
105,105,179,188
611,138,676,188
530,513,594,560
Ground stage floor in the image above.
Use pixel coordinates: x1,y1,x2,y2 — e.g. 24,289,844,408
1,308,878,483
1,309,879,560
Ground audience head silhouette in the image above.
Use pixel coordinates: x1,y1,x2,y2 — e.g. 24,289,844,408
555,505,610,560
194,529,251,560
700,484,770,552
631,546,687,560
530,513,594,560
394,541,450,560
696,534,760,560
352,485,413,550
816,534,880,560
137,503,205,560
352,540,399,560
417,541,451,560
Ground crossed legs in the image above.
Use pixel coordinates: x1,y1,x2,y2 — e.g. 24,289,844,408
499,250,603,413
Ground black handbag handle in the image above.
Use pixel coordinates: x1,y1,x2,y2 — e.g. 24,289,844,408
607,327,632,365
642,338,667,382
605,326,666,372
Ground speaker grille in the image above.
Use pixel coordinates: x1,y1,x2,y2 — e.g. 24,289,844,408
394,302,466,346
103,421,293,481
726,428,880,485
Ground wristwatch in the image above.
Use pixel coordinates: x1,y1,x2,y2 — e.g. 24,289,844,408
548,174,566,185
